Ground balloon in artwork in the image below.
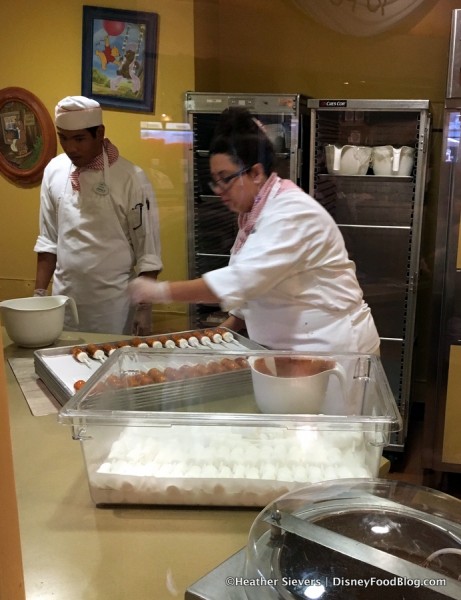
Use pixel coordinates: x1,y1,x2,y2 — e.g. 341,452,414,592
103,20,125,37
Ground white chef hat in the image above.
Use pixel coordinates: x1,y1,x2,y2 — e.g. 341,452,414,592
55,96,103,130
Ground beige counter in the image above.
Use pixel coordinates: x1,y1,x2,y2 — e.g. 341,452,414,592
3,328,256,600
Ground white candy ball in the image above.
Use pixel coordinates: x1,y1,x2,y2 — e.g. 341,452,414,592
293,466,308,482
326,447,342,465
184,465,202,477
324,466,337,480
233,464,246,478
277,467,293,481
202,464,219,478
260,464,277,480
246,467,260,479
308,466,324,482
217,465,232,478
230,447,245,462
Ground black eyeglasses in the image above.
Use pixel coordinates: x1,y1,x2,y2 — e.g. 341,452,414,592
208,167,250,193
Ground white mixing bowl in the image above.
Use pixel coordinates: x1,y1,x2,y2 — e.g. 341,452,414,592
0,295,78,348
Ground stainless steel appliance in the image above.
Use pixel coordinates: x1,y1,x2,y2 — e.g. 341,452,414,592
186,479,461,599
185,92,310,329
424,9,461,481
307,99,431,452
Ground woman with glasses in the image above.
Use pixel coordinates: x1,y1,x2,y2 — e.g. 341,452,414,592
129,107,379,354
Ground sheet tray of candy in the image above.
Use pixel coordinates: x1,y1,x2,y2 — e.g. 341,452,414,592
57,349,402,507
34,327,260,405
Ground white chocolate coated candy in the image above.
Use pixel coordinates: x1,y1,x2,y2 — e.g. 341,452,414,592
76,351,91,367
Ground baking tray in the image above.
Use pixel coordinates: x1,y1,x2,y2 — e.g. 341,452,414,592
34,328,264,406
65,348,257,414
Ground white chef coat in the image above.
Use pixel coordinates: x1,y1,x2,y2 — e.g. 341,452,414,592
203,180,379,353
34,153,162,334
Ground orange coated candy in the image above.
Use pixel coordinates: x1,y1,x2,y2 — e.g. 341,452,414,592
73,379,86,391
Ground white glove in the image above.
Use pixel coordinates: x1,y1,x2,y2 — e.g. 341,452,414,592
34,289,48,297
129,278,172,305
132,304,153,336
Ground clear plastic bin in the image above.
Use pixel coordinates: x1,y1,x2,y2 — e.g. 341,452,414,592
58,347,402,507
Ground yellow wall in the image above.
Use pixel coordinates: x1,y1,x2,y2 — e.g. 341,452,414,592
0,0,195,329
206,0,450,101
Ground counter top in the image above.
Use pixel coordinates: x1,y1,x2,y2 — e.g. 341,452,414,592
3,329,256,600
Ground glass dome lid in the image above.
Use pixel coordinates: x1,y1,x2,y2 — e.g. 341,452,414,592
244,478,461,599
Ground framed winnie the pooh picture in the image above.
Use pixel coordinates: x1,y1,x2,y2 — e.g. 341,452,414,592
0,87,57,186
82,6,158,112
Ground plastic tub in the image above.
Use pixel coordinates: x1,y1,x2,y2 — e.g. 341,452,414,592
58,347,402,507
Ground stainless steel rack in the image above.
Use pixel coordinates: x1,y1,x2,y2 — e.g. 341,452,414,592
308,99,431,451
185,92,310,329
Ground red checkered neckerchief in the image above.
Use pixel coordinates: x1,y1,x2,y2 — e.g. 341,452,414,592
70,139,119,192
232,173,298,254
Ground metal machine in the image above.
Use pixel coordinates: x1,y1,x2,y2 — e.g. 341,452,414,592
186,479,461,600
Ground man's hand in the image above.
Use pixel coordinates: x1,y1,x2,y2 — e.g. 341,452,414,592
132,304,153,336
33,289,48,297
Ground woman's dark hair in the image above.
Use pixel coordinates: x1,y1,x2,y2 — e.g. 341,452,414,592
209,107,275,176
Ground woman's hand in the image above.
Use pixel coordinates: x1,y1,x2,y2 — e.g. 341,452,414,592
129,277,172,304
129,276,221,305
220,314,245,332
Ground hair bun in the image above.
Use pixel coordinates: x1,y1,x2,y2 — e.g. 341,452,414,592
215,107,259,136
210,106,275,177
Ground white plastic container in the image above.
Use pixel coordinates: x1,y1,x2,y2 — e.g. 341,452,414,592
58,348,402,507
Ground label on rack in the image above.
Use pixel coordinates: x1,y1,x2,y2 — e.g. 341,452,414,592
319,100,348,108
229,97,255,108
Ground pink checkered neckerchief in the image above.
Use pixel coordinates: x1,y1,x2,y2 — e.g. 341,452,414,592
232,173,298,254
70,139,119,192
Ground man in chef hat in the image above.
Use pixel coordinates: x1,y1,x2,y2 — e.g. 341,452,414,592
33,95,163,335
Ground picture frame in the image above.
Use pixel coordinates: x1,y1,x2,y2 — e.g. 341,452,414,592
0,87,56,186
82,6,158,112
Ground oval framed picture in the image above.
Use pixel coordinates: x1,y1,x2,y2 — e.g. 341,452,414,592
0,87,56,186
